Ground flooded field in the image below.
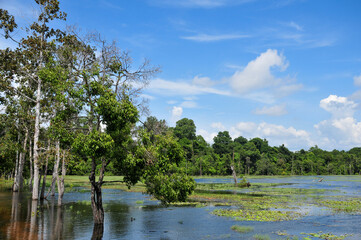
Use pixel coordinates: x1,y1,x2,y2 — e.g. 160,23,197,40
1,176,361,239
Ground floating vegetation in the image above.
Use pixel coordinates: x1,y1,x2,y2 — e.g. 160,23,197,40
301,231,353,240
230,225,254,233
212,208,303,222
135,200,144,204
252,234,271,240
316,199,361,213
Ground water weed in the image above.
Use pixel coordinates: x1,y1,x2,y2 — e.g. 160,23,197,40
230,225,254,233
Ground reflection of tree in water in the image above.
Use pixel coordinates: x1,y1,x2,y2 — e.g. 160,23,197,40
104,202,130,237
1,192,98,239
3,192,38,239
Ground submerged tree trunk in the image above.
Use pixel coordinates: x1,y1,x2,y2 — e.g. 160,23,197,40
29,138,34,191
57,150,66,206
13,141,19,192
40,141,50,200
51,140,60,196
19,130,28,189
89,157,110,227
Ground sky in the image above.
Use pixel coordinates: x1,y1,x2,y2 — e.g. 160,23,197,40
1,0,361,151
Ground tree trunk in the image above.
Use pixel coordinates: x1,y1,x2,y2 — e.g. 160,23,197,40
29,139,33,191
12,149,20,192
91,223,104,240
40,141,50,200
89,158,108,225
199,158,202,176
51,140,60,196
19,129,29,189
32,76,42,200
57,150,66,206
231,151,237,186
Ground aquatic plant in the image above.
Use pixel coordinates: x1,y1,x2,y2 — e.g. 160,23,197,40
301,231,352,240
230,225,254,233
253,234,271,240
317,199,361,213
212,208,303,221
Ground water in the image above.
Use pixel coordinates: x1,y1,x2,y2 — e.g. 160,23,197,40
1,176,361,239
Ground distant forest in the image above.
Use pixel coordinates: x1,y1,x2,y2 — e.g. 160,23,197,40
2,115,361,178
136,117,361,177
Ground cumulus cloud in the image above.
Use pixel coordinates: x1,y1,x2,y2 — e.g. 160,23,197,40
319,95,357,118
253,104,287,116
314,117,361,148
198,120,312,150
228,49,289,94
211,122,226,131
354,74,361,86
171,106,183,123
229,121,312,150
314,95,361,150
197,129,218,143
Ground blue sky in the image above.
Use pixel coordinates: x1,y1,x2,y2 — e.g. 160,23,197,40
2,0,361,151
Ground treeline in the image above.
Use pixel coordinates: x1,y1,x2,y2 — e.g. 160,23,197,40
130,117,361,177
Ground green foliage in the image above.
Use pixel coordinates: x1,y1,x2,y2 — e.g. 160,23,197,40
213,131,233,156
173,118,196,140
145,173,195,204
72,130,114,160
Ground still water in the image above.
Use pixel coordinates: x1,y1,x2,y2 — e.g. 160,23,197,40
1,176,361,239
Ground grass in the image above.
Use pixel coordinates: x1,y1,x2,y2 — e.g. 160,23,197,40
230,225,254,233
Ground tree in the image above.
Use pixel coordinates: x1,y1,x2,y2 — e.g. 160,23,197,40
212,131,233,156
0,0,67,199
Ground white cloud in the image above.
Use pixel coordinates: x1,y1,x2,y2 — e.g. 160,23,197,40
197,129,217,143
171,106,183,123
253,104,287,116
314,117,361,149
229,121,312,150
192,75,215,87
147,78,232,96
313,95,361,150
1,0,34,18
182,33,249,42
180,101,197,108
140,94,155,100
211,122,226,131
354,74,361,86
166,100,178,105
274,83,303,97
228,49,289,94
319,95,357,118
287,21,303,31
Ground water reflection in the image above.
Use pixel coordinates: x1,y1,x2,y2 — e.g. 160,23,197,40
0,179,361,239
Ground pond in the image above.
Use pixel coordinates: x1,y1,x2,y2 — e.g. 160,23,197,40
0,176,361,239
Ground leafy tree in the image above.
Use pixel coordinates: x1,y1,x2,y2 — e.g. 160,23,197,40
212,131,232,156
